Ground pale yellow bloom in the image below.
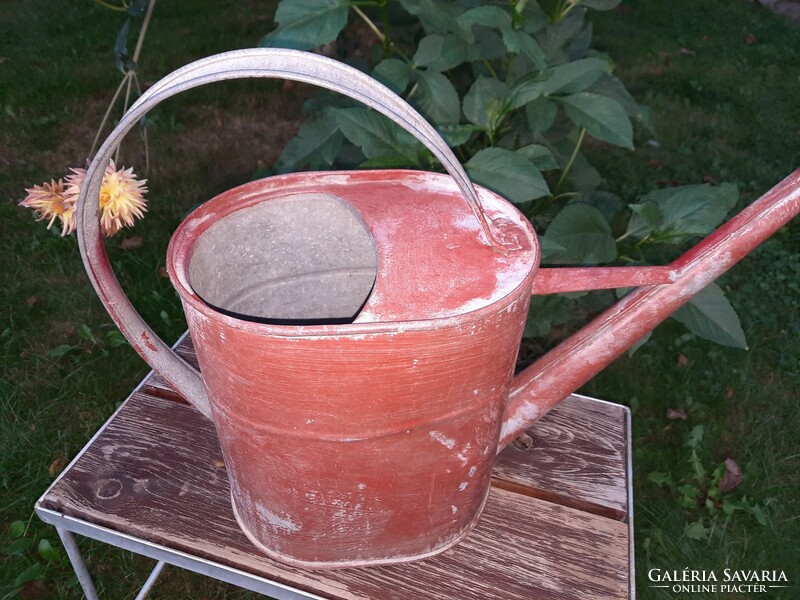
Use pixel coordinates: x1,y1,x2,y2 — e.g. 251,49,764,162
20,179,76,236
64,160,148,237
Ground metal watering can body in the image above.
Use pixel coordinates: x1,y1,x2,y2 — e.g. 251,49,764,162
76,49,800,568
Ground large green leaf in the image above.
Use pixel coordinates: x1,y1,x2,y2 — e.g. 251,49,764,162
463,77,509,130
508,73,550,109
524,294,576,337
332,108,419,162
260,0,348,50
465,148,549,204
437,124,479,147
628,183,739,242
457,5,511,32
590,74,655,132
516,144,559,171
543,203,617,264
399,0,464,36
558,92,634,150
468,26,507,61
543,58,611,95
624,200,663,239
672,283,747,349
501,29,547,69
415,70,461,124
413,34,469,71
276,109,342,170
373,59,412,94
525,97,558,134
581,0,622,10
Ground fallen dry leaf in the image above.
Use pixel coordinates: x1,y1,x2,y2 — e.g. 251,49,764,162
667,407,688,420
718,458,743,492
726,387,734,399
26,295,38,306
703,175,718,184
678,354,689,368
158,266,169,279
744,33,756,45
48,454,67,476
120,236,143,250
678,47,696,56
21,580,50,600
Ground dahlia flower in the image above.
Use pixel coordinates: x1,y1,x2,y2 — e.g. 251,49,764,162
23,161,148,237
20,179,76,236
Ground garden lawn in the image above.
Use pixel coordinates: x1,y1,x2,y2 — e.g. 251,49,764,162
1,1,798,599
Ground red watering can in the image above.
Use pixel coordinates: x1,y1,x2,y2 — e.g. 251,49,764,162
76,49,800,568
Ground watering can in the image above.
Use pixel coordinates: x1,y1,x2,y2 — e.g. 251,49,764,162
76,49,800,568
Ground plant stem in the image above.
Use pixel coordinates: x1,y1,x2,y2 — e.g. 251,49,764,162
93,0,127,12
131,73,150,174
380,2,392,56
132,0,156,64
554,127,586,194
88,73,131,161
353,4,412,63
89,0,156,164
115,73,135,164
406,81,419,101
482,58,499,79
352,5,385,44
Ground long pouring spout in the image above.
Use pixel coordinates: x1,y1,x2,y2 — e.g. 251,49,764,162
499,169,800,450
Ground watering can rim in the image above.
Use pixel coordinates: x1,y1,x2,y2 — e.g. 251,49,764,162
167,169,541,338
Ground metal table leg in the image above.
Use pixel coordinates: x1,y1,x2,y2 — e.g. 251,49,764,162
56,527,99,600
57,527,166,600
134,561,166,600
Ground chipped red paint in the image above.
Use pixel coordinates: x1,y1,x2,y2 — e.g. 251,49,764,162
74,49,800,569
166,171,537,567
81,165,800,567
531,266,675,294
140,332,158,352
499,168,800,447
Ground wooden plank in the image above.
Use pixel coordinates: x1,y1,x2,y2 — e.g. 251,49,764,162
142,334,629,520
494,395,628,521
42,392,630,600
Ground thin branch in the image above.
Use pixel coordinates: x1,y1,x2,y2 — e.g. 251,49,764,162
115,73,135,164
93,0,128,12
131,72,150,175
88,73,131,161
554,127,586,194
352,5,385,44
132,0,156,64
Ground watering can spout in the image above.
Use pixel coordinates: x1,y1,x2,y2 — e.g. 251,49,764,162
499,168,800,449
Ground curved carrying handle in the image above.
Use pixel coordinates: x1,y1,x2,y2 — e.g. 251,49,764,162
77,48,498,419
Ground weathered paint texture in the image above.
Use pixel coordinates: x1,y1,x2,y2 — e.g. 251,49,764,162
169,171,537,566
500,168,800,447
74,48,800,568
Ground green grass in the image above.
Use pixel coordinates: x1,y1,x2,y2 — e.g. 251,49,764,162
1,0,798,598
582,1,800,598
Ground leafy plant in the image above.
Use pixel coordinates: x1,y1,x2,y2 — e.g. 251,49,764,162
2,519,72,599
647,422,770,543
259,0,746,349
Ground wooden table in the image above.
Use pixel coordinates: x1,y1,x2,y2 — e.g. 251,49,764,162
36,333,634,599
